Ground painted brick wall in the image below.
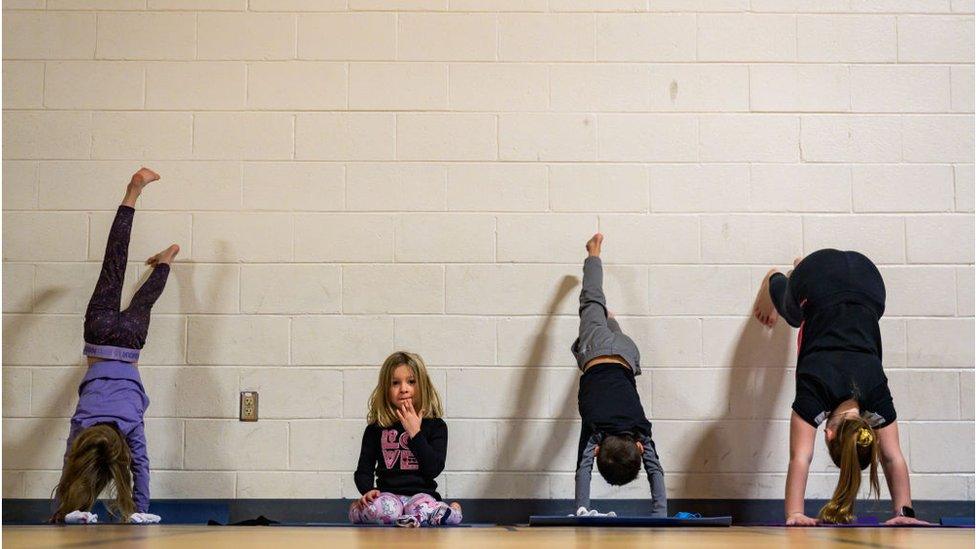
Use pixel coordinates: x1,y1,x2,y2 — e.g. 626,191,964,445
2,0,974,503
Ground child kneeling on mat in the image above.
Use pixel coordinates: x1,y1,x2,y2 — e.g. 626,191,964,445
350,351,462,527
572,234,667,517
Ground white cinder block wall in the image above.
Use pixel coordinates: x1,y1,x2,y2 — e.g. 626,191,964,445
2,0,974,503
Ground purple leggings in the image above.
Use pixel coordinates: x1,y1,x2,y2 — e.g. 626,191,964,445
84,205,169,352
349,493,462,527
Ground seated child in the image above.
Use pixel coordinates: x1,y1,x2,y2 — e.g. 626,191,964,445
349,351,463,527
572,233,666,517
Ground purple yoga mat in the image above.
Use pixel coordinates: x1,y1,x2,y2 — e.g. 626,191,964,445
750,516,945,528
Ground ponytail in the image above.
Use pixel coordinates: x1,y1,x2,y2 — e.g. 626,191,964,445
818,416,880,524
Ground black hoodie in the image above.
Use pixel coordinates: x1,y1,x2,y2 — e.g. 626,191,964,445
353,418,448,500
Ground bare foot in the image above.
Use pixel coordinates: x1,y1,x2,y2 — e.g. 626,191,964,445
586,233,603,257
450,502,462,513
130,167,160,189
123,167,160,207
753,268,779,328
146,244,179,267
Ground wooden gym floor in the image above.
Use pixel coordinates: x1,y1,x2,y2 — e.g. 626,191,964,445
3,525,974,549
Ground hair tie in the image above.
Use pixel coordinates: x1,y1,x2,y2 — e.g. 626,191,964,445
856,427,874,447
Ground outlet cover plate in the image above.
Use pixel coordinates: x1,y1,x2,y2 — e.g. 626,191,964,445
240,391,258,422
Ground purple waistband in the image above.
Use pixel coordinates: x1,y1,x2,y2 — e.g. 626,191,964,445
83,343,140,363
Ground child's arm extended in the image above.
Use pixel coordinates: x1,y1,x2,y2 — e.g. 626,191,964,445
876,423,927,525
574,424,597,509
125,423,151,514
785,412,817,526
639,436,667,518
406,419,447,479
354,426,380,495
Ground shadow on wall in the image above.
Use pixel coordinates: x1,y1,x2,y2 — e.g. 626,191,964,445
169,240,236,483
490,275,579,499
3,289,79,506
680,314,792,504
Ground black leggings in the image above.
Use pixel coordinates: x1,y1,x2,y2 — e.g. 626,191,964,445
769,248,886,328
84,206,169,351
768,248,886,361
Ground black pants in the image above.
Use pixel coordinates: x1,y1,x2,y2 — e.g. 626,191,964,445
84,206,169,350
769,248,886,362
769,248,886,327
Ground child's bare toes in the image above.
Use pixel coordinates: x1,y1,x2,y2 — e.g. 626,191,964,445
753,269,781,327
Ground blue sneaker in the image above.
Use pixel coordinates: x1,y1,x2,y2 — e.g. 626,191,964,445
673,512,701,519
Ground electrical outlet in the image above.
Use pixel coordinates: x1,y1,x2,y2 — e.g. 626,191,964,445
240,391,258,422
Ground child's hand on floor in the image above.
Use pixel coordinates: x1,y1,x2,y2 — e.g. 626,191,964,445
586,233,603,257
357,489,381,509
574,506,616,518
129,513,161,524
785,513,818,526
64,511,98,524
884,516,930,526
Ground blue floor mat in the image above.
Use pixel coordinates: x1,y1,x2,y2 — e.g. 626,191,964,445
67,501,230,525
528,515,732,527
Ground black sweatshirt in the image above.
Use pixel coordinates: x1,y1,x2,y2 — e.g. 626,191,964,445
577,363,653,466
353,418,447,500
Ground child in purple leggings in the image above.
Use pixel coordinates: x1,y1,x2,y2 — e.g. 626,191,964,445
349,351,462,527
52,168,178,524
349,492,456,527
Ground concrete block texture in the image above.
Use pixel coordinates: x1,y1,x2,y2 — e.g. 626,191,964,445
2,4,972,501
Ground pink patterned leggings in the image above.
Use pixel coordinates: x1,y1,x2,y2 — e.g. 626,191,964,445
348,492,462,527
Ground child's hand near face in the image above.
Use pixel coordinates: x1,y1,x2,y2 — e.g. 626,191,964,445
397,400,423,438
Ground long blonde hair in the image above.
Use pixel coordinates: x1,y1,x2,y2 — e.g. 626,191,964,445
367,351,443,428
818,415,881,524
51,424,135,522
